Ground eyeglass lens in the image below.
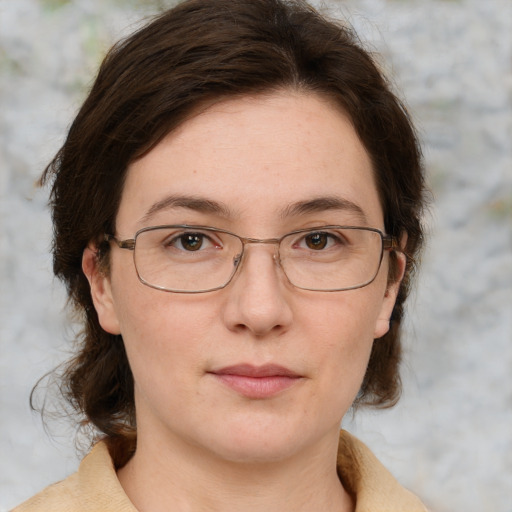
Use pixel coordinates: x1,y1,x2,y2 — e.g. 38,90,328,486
131,226,384,293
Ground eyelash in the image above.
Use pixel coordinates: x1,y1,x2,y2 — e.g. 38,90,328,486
166,231,220,251
164,229,348,253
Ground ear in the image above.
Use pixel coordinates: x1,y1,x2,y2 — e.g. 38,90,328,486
82,246,121,335
373,249,407,339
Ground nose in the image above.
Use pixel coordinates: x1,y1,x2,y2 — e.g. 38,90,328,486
221,243,293,337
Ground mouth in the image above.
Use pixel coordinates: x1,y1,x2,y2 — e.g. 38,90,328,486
208,364,303,399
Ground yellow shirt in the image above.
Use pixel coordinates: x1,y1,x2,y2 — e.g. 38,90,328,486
14,431,427,511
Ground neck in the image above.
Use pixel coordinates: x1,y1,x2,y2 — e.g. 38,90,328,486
117,427,354,512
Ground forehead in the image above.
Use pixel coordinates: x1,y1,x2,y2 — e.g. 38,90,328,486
117,91,383,233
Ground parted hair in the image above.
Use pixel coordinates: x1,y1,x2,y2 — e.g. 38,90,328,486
40,0,426,454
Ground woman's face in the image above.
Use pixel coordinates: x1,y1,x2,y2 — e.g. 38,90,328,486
85,91,403,464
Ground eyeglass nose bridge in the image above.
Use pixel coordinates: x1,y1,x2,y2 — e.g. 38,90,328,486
232,235,284,275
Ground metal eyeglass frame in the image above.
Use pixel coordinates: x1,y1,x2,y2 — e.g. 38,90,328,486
105,224,399,293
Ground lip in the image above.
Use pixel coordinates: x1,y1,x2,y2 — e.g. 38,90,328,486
208,364,303,399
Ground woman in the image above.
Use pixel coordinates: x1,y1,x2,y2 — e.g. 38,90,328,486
15,0,428,510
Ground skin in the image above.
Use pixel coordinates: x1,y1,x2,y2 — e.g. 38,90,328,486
83,90,405,512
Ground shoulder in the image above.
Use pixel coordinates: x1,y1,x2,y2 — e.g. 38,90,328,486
12,442,137,512
12,473,82,512
337,430,429,512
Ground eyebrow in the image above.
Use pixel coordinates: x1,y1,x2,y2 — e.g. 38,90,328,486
140,195,234,224
140,194,368,225
279,196,368,223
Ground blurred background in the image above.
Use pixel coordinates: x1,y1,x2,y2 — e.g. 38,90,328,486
1,0,511,510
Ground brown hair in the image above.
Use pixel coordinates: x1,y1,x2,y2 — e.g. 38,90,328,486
39,0,426,450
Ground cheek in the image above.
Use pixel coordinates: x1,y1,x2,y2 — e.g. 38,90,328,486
111,286,212,387
307,287,384,347
303,288,385,391
316,307,375,377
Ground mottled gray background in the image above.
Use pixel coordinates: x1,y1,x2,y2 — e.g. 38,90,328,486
1,0,511,511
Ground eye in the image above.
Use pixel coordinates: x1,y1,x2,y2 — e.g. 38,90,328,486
169,232,217,252
302,231,340,250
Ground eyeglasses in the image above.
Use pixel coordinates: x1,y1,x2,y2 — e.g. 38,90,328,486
105,225,398,293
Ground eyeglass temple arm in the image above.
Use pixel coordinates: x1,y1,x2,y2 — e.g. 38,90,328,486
382,235,400,251
104,234,136,250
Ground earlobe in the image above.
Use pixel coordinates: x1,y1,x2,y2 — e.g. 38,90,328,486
82,246,121,335
373,251,407,339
